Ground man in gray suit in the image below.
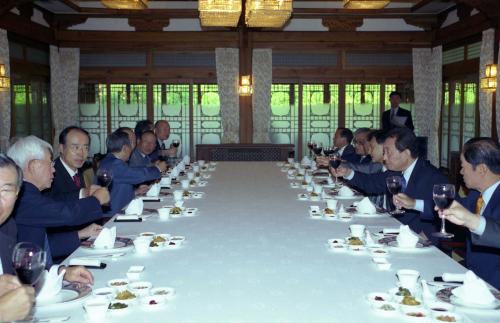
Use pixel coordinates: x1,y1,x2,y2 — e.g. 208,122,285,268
129,130,157,168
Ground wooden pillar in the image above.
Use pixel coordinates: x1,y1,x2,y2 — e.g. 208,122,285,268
239,28,253,143
146,50,154,122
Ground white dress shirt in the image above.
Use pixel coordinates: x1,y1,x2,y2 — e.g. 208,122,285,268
60,157,85,199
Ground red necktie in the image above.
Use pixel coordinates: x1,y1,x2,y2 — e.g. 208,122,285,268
73,174,81,189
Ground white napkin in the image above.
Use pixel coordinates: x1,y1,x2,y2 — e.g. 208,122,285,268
421,280,436,302
160,176,171,187
452,271,496,305
125,198,144,215
93,226,116,249
338,186,355,197
69,257,101,267
442,273,466,282
170,168,179,178
177,162,185,170
396,225,419,248
357,197,376,214
338,204,346,213
36,266,65,301
183,155,190,164
365,230,375,246
146,183,160,197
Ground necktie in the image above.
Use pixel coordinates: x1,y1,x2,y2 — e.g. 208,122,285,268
390,108,396,120
44,235,53,268
161,142,166,150
475,195,484,215
72,174,81,189
400,172,407,193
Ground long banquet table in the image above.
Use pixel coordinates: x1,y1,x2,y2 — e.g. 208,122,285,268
36,162,499,323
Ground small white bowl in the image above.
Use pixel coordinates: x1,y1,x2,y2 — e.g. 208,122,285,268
108,302,130,315
367,292,392,304
370,248,390,258
107,279,129,292
150,287,176,300
370,301,399,316
92,287,115,300
426,301,455,314
128,281,152,297
170,236,186,243
139,232,156,239
84,298,110,321
400,307,429,322
432,311,462,322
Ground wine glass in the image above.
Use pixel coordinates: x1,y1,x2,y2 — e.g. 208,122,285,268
386,176,405,215
323,146,335,156
172,139,180,148
12,242,46,286
96,168,113,187
329,153,342,184
313,143,323,157
432,184,455,239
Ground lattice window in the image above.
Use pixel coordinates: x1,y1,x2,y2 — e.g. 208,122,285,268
441,83,450,168
462,83,477,145
345,84,381,131
270,84,298,153
449,82,462,155
78,84,108,155
193,84,223,147
12,81,52,143
302,84,338,154
110,84,147,131
153,84,190,157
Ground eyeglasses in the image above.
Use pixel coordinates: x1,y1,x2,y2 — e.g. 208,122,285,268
0,186,18,198
67,144,90,153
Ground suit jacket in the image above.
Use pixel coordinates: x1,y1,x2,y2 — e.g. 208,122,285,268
349,161,383,174
382,107,415,131
358,155,372,165
99,153,161,216
149,140,161,163
129,149,153,168
338,145,360,164
43,157,84,201
12,182,103,263
472,217,500,249
348,158,448,242
459,185,500,289
0,217,17,275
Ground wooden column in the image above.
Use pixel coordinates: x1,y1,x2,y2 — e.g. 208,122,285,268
239,28,253,143
146,50,154,121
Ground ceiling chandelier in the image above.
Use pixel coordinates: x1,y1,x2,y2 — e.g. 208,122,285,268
245,0,293,28
101,0,148,10
198,0,292,28
198,0,242,27
480,63,497,93
343,0,390,9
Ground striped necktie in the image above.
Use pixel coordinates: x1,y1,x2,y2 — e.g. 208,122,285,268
475,195,484,215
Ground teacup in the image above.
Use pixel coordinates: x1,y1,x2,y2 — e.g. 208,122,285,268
187,172,194,180
181,180,190,189
350,224,366,238
287,158,294,164
84,298,110,321
326,200,338,210
193,165,200,173
133,238,150,255
198,160,206,167
313,184,323,194
173,190,183,201
157,207,171,221
397,269,420,290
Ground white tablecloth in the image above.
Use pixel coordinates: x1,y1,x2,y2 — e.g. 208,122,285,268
36,162,499,322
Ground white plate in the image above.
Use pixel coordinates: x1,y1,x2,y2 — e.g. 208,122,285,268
388,241,429,252
297,194,309,201
450,295,500,310
36,284,92,308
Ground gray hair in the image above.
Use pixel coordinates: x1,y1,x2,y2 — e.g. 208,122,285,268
6,135,53,171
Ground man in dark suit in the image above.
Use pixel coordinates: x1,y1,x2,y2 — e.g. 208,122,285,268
353,128,372,164
7,136,110,266
0,153,95,319
98,130,166,217
150,120,177,163
382,91,414,132
333,128,448,242
42,126,103,259
439,138,500,289
129,130,156,168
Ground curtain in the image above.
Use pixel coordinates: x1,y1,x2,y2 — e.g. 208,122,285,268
0,29,11,153
412,46,442,167
50,46,80,150
252,49,272,143
479,28,495,137
215,48,239,143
